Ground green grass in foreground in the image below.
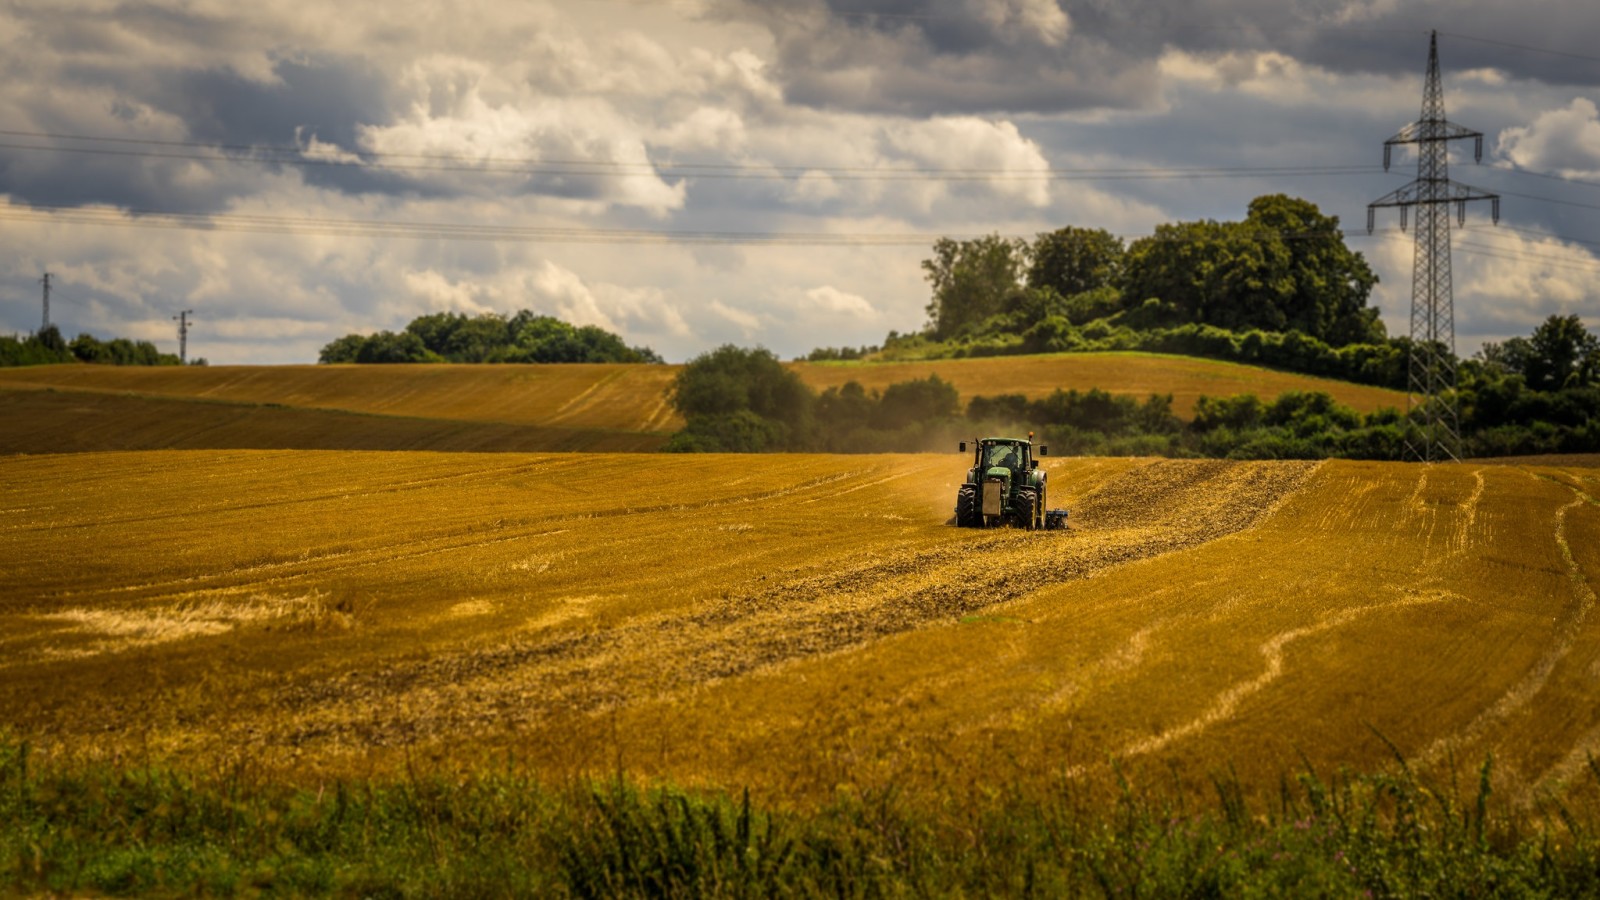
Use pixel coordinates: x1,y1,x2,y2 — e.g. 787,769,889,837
3,741,1599,897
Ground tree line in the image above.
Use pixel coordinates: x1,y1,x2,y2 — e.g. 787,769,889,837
1,326,191,367
668,326,1599,458
319,311,662,364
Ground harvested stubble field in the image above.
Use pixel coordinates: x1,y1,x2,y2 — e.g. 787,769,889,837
0,352,1405,454
796,351,1407,417
3,449,1597,813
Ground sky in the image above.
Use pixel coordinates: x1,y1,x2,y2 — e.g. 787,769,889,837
2,0,1599,364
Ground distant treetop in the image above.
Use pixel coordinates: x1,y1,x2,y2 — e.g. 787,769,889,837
318,310,663,365
1,326,188,368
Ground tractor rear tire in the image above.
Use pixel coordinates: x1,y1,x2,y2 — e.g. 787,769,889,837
1015,488,1038,530
955,485,980,528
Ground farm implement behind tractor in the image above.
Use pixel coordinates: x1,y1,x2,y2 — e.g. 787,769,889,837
954,436,1069,530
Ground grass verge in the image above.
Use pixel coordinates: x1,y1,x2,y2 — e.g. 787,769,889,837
4,741,1600,897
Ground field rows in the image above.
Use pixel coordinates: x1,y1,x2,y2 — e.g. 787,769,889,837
2,451,1596,807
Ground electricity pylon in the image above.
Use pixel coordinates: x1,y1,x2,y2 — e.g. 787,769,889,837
1368,30,1499,463
173,309,194,364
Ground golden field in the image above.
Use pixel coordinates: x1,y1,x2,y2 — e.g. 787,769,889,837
2,449,1596,808
0,353,1406,454
796,351,1407,417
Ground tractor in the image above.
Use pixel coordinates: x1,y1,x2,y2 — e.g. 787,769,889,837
953,436,1067,530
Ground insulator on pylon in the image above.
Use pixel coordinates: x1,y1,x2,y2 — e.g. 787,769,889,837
1458,201,1466,226
1474,135,1484,163
1383,144,1392,172
1399,206,1408,232
1492,197,1500,224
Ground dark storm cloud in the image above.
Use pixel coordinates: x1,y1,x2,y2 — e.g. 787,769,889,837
164,59,395,151
0,54,405,213
720,0,1156,114
714,0,1600,116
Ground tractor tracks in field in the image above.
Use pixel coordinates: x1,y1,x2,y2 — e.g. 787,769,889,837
19,466,881,613
261,460,1320,751
1418,471,1599,798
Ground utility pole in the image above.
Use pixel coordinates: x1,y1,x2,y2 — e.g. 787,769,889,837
173,309,194,364
39,272,50,332
1368,31,1500,463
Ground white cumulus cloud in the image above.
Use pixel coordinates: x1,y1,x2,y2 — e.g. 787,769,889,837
884,117,1051,207
804,285,876,318
1497,98,1600,178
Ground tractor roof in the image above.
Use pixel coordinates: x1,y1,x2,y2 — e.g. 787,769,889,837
980,436,1032,445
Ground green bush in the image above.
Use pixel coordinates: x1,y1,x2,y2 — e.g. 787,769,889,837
668,346,813,451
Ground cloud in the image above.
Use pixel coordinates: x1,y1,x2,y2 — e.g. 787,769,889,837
1453,228,1600,336
712,0,1600,119
3,0,1598,369
884,117,1051,207
357,65,687,216
1497,98,1600,179
726,0,1156,116
1367,222,1600,346
804,285,876,318
708,299,764,336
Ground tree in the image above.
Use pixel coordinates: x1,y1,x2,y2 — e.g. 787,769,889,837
404,312,469,356
877,374,959,430
1119,196,1381,345
1523,314,1600,390
35,325,67,356
320,310,661,365
815,381,876,431
1027,227,1124,298
669,345,813,450
1244,195,1380,344
354,330,434,363
318,334,367,364
1120,219,1294,332
442,314,514,362
921,234,1028,339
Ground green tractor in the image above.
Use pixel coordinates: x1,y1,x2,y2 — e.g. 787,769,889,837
954,436,1056,530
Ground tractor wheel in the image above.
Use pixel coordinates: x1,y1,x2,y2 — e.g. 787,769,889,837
1015,488,1038,530
955,485,980,528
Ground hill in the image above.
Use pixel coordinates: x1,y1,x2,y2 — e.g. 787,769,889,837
2,450,1596,807
793,351,1406,418
0,354,1405,454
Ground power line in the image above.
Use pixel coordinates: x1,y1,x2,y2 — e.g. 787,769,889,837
0,199,1413,245
0,135,1382,183
1455,242,1600,274
1435,30,1600,64
1484,187,1600,213
1478,221,1600,251
11,129,1600,197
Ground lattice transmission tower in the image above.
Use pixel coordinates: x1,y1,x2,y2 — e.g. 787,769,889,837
1368,31,1500,462
173,309,194,364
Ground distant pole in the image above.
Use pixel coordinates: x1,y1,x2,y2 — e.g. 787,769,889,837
39,273,50,331
173,309,194,364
